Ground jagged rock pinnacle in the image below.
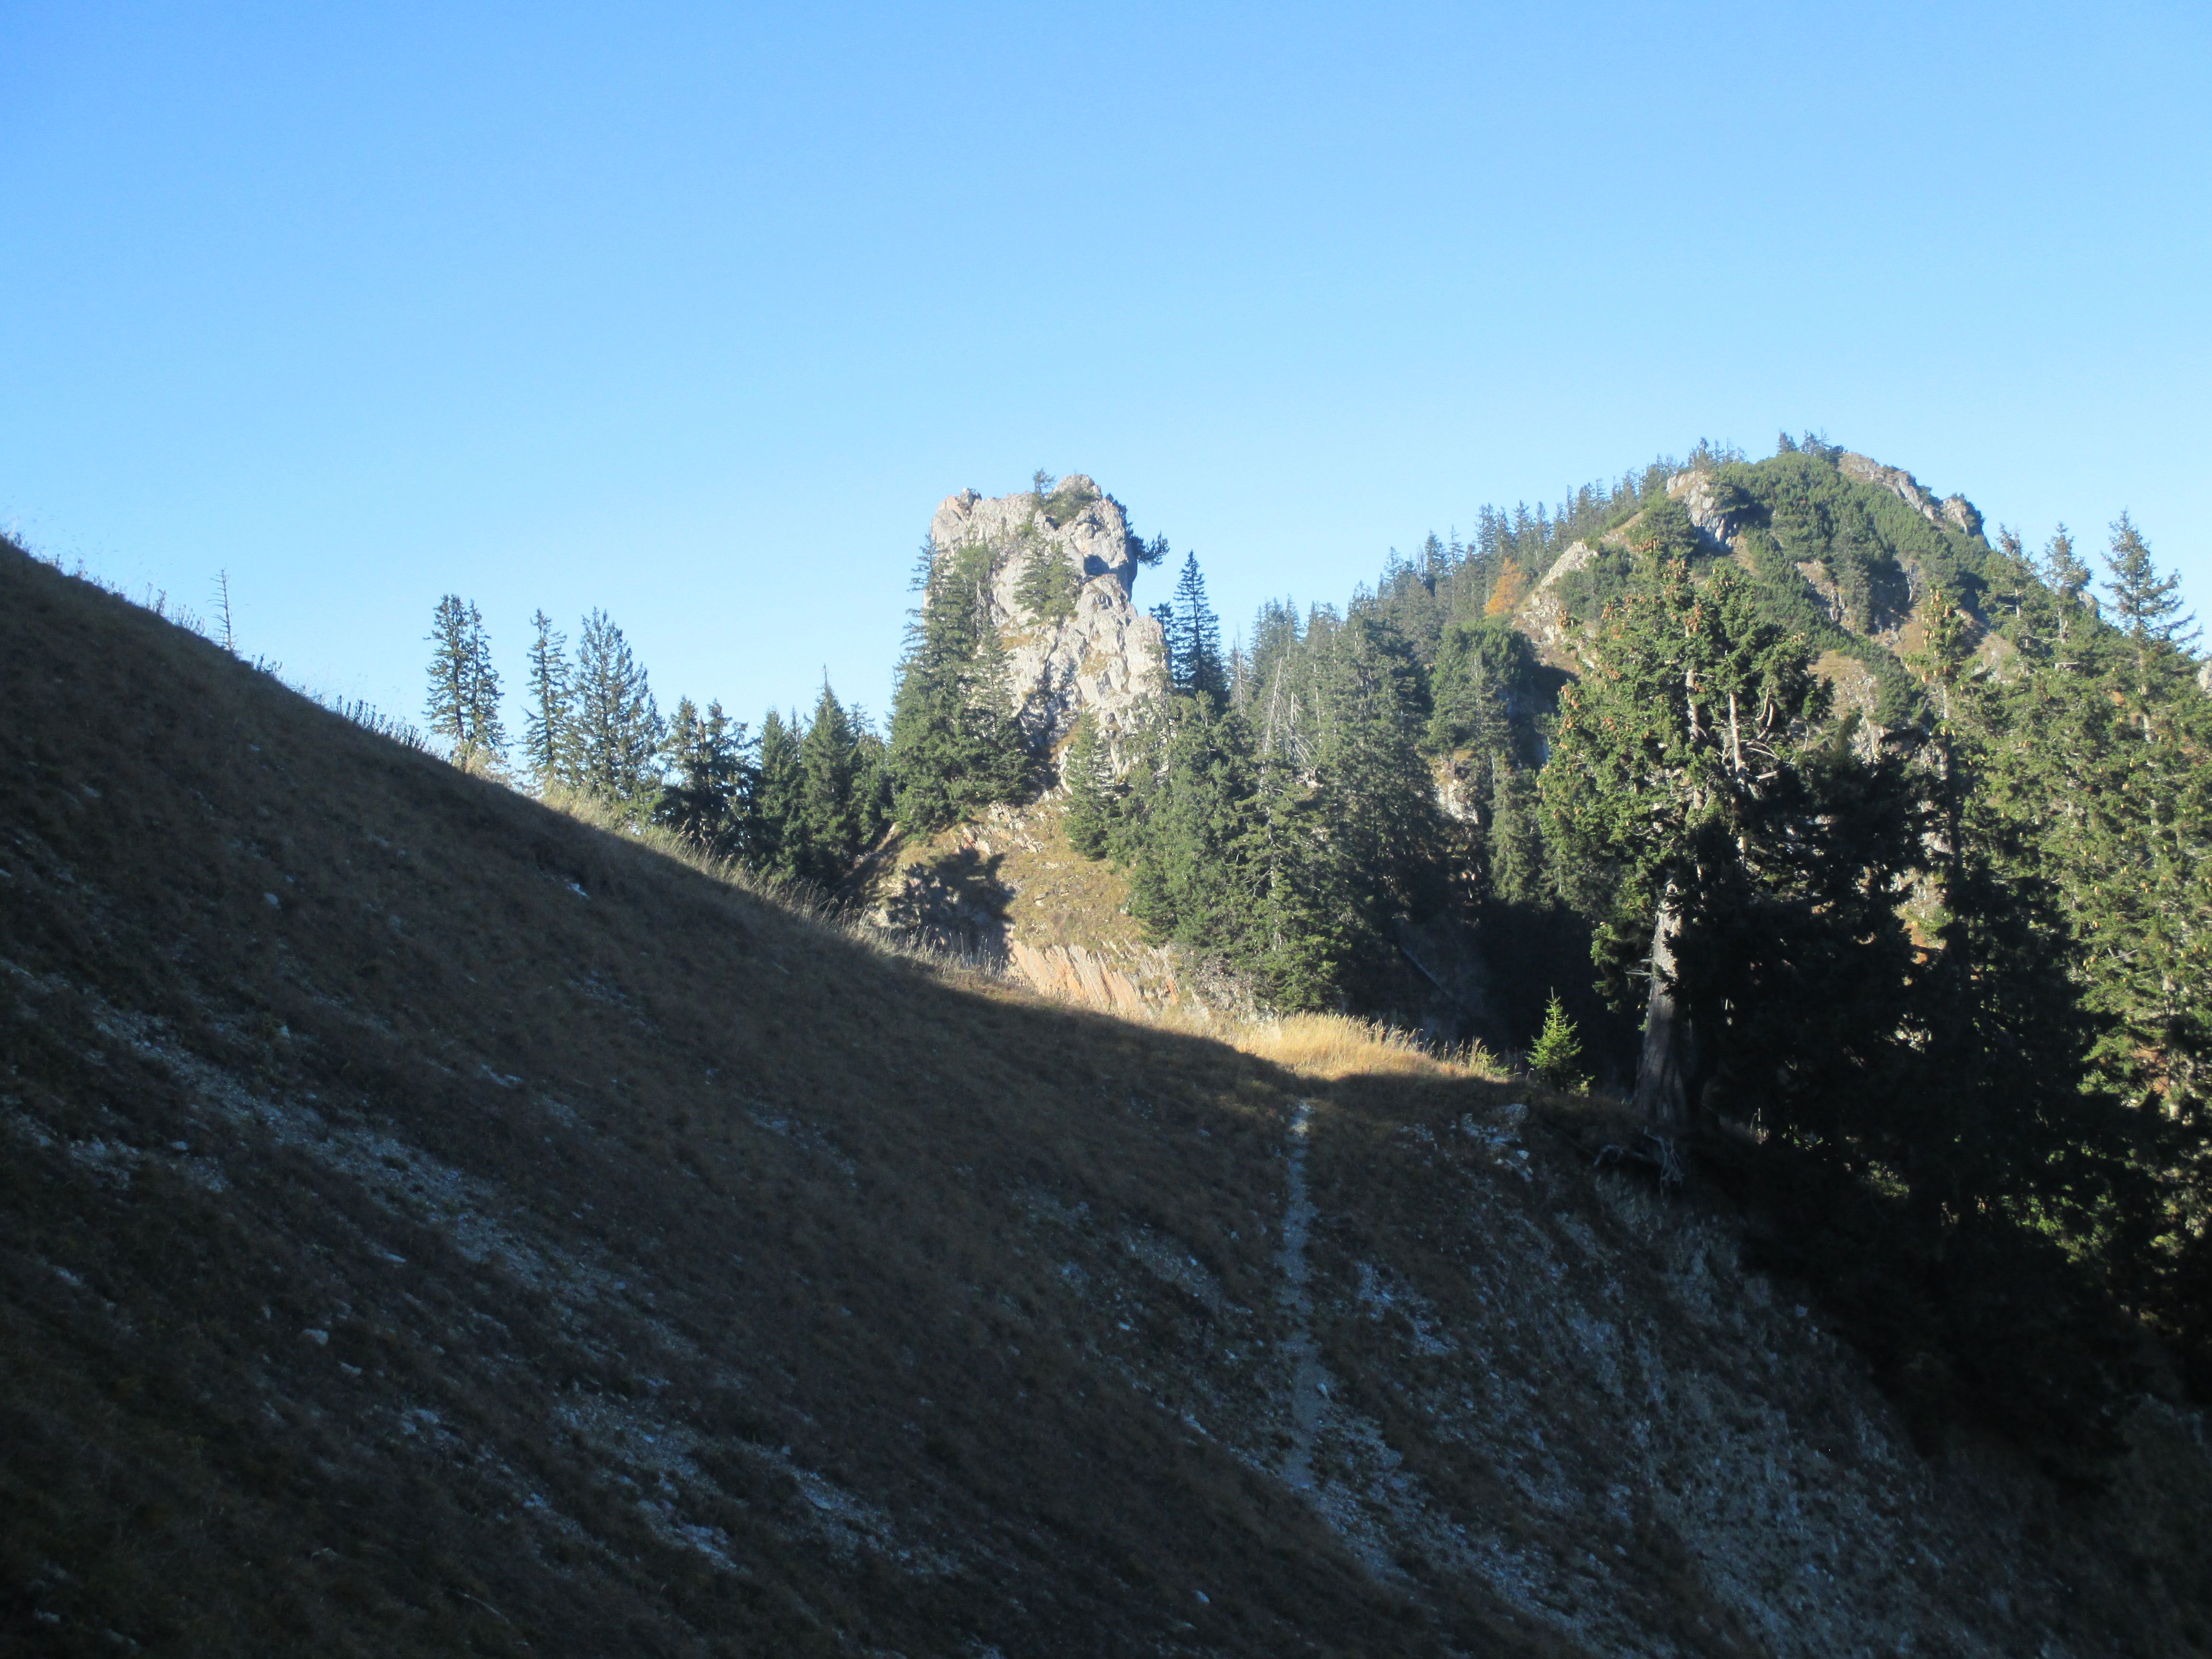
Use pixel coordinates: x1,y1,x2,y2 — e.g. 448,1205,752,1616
929,475,1166,754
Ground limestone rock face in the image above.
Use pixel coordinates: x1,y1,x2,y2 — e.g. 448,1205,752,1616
928,477,1166,755
1517,540,1596,667
1837,452,1983,538
1665,470,1754,546
1008,938,1181,1018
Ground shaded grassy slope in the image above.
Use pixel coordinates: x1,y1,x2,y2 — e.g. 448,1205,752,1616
0,546,1561,1654
7,541,2212,1659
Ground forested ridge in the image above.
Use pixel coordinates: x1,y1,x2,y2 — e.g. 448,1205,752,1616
404,441,2212,1455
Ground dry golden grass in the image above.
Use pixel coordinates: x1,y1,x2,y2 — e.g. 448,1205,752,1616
1143,1007,1502,1084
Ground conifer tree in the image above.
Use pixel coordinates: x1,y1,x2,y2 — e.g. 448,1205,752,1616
571,608,663,809
1875,591,2148,1314
1168,553,1227,702
2103,514,2200,740
1150,600,1178,677
522,610,575,792
752,708,805,876
425,595,506,772
2041,525,2092,615
1015,540,1082,625
1529,991,1588,1091
1487,764,1548,907
1061,713,1120,859
1247,750,1359,1010
655,697,751,851
888,540,1031,832
788,680,876,886
1307,613,1443,992
1122,697,1268,971
851,724,894,848
1540,550,1834,1137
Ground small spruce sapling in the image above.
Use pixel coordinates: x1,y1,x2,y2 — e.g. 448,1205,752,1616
1528,990,1589,1092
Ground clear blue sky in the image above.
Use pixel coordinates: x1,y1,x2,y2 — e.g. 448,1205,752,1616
5,2,2207,731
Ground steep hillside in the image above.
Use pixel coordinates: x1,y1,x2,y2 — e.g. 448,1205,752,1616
5,540,2212,1656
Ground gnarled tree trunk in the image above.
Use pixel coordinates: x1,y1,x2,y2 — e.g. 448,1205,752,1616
1632,888,1692,1135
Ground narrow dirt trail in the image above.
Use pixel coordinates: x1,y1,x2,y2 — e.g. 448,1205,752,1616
1276,1099,1330,1493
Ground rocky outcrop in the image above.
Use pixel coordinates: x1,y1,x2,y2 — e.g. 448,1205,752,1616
929,476,1166,756
1665,469,1755,546
1536,540,1598,593
1517,541,1597,666
1838,452,1984,539
1007,938,1181,1018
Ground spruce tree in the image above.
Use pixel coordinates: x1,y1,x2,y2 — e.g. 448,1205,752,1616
751,708,802,875
571,608,663,809
1061,713,1120,859
887,540,1032,832
1150,600,1179,680
1121,697,1268,972
1539,550,1835,1137
1307,612,1443,996
655,697,751,852
2041,525,2092,613
1169,553,1227,702
793,681,872,886
1233,742,1357,1011
1015,540,1082,625
1529,991,1588,1091
424,596,506,772
2104,514,2200,741
522,610,575,792
851,724,893,850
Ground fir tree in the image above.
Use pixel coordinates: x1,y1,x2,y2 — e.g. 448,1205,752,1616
2042,525,2092,612
1307,612,1443,993
1150,601,1177,674
1894,590,2142,1262
424,595,505,772
1015,540,1082,625
851,724,893,849
2104,514,2200,742
2104,513,2195,648
1121,697,1269,974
